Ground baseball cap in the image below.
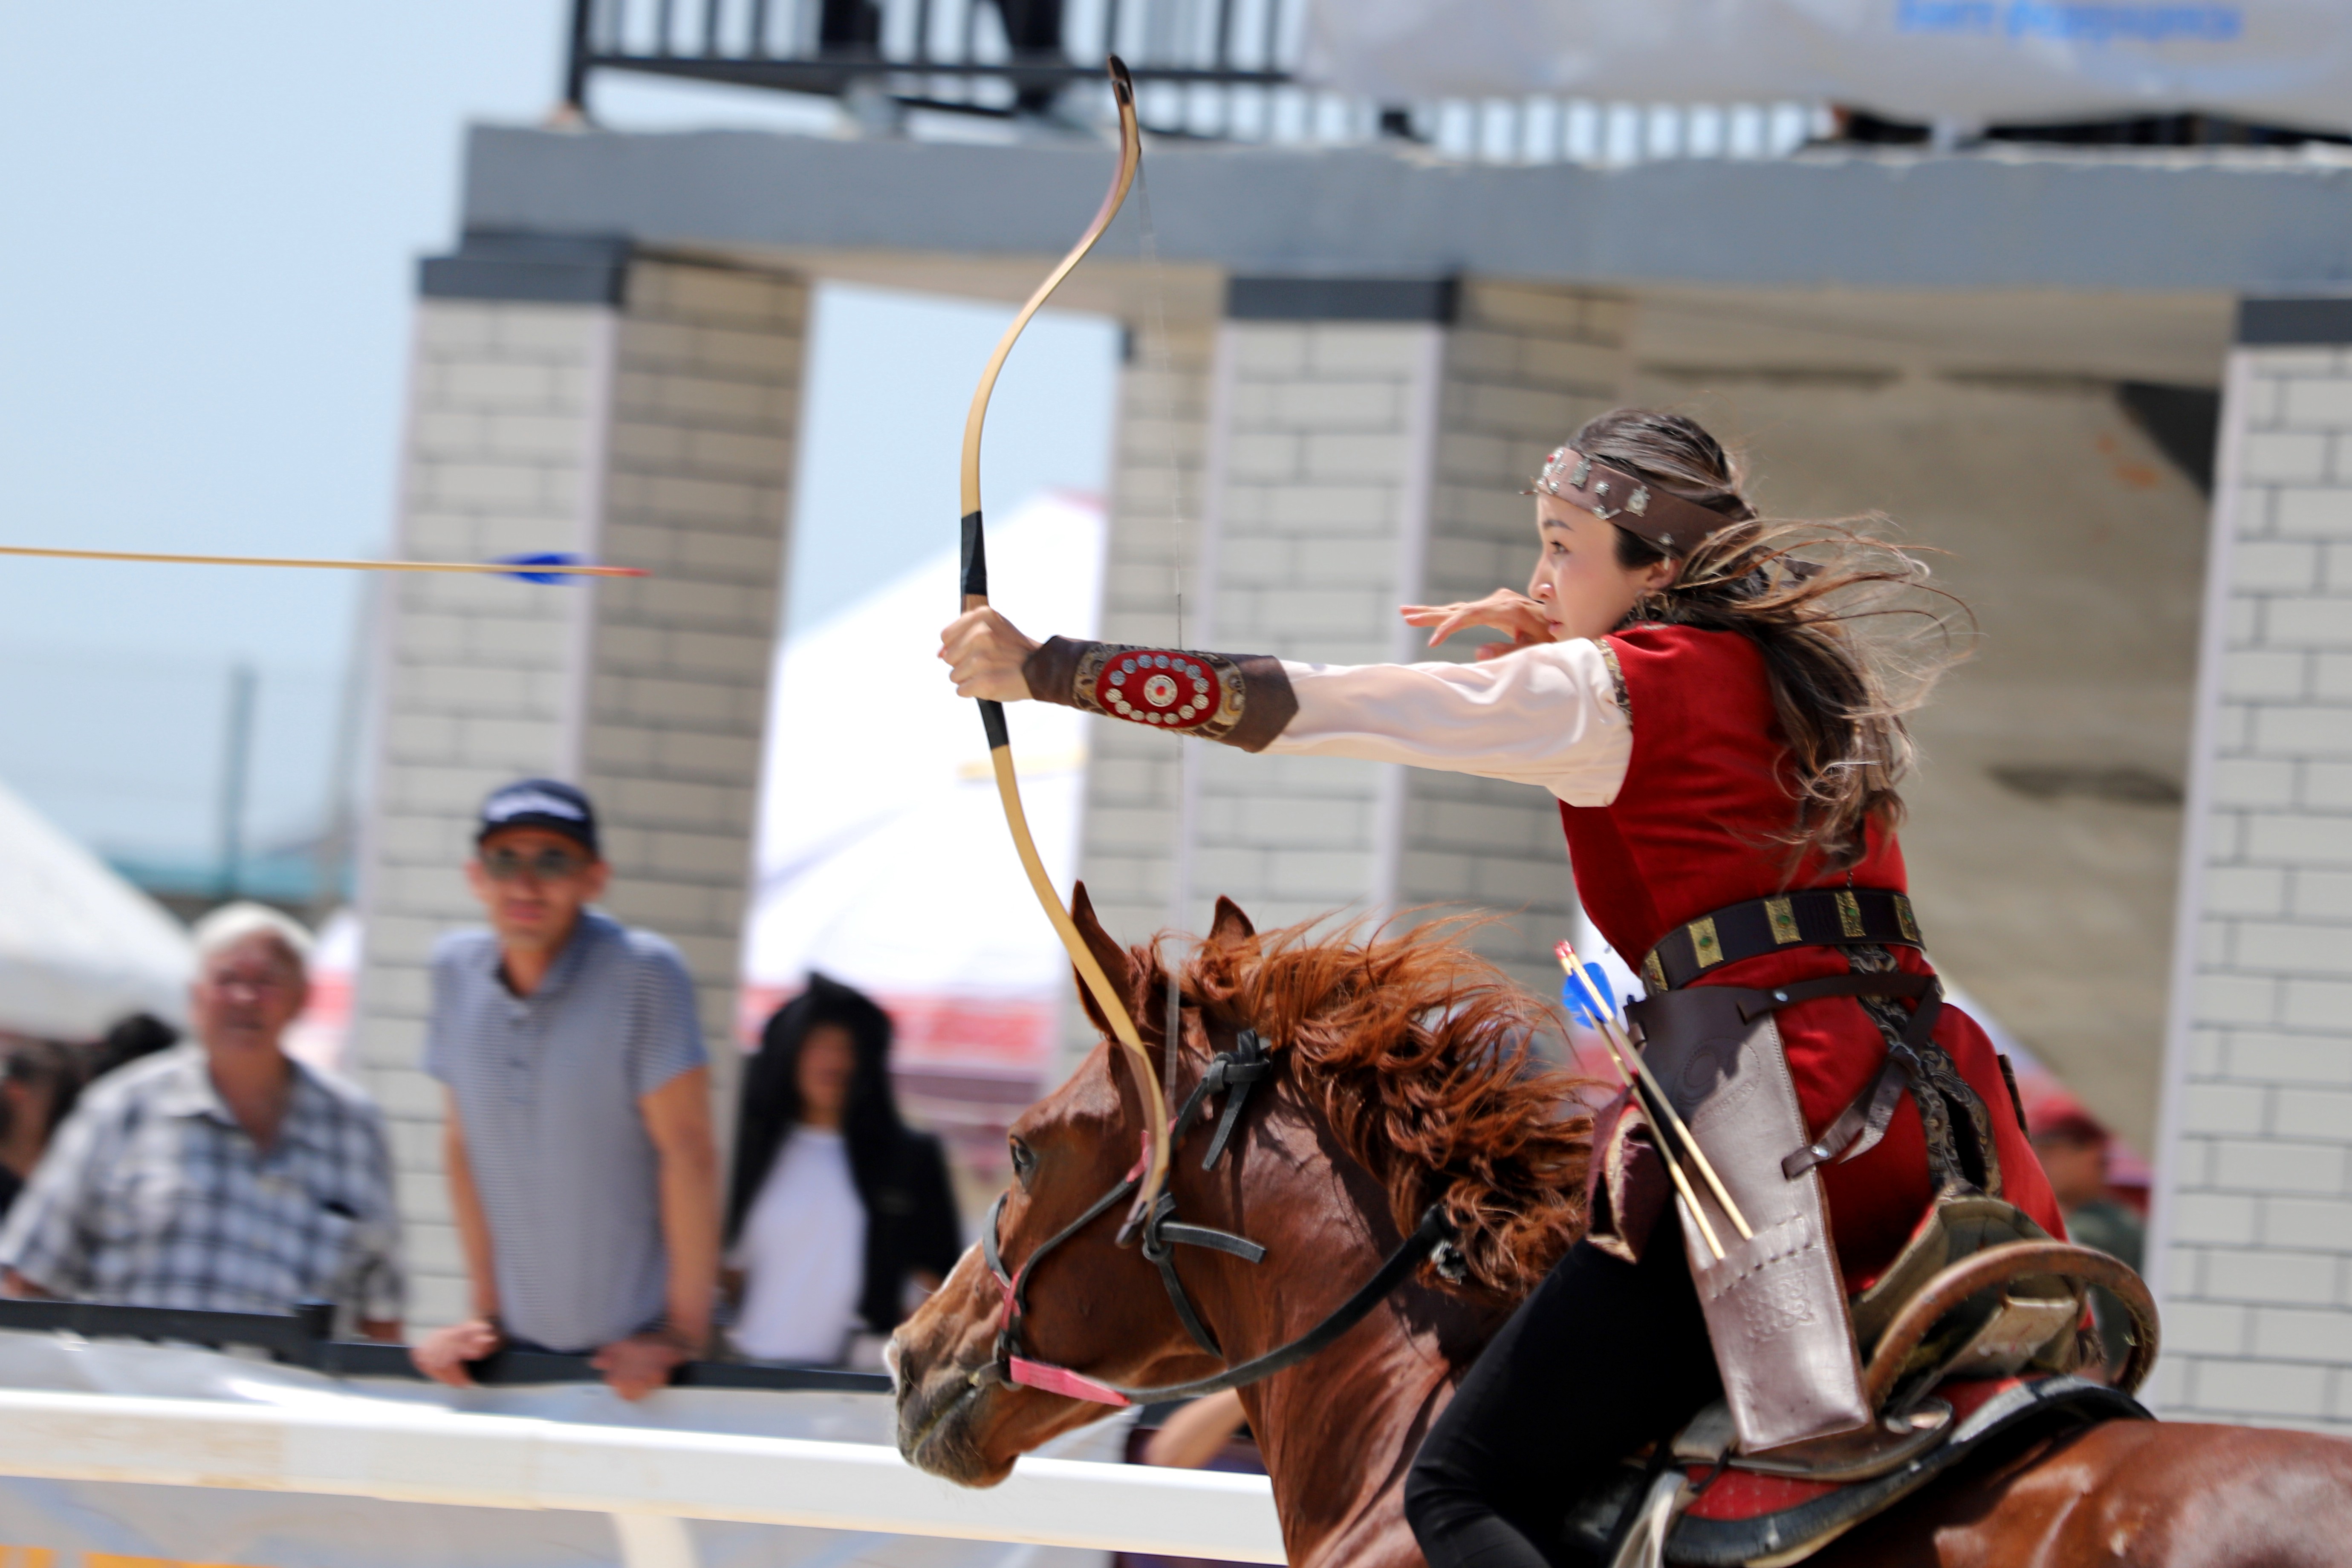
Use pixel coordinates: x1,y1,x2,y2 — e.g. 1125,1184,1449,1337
476,778,600,857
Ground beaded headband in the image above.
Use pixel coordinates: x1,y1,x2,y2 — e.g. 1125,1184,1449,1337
1527,446,1739,558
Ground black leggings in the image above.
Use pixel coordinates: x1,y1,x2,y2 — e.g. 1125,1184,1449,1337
1405,1228,1721,1568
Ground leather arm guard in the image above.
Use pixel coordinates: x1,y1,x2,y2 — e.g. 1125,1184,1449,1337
1022,636,1298,752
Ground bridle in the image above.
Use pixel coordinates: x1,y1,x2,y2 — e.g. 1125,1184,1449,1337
974,1022,1464,1408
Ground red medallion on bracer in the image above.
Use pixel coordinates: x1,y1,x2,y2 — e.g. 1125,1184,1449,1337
1093,650,1225,730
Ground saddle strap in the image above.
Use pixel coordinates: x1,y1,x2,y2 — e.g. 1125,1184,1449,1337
1777,970,1946,1179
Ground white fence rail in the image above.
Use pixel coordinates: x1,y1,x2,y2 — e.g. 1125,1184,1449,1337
0,1389,1287,1565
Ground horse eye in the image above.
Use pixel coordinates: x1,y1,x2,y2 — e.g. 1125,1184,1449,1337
1008,1138,1035,1180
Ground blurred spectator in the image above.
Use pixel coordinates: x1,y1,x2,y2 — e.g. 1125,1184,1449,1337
1141,1389,1250,1469
725,975,960,1366
2028,1090,2144,1373
411,780,718,1401
0,1040,82,1219
0,904,403,1338
84,1012,181,1083
1118,1391,1265,1568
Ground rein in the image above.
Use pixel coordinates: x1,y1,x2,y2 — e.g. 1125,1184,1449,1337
974,1026,1463,1408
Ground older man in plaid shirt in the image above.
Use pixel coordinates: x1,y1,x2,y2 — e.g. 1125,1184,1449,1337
0,904,404,1338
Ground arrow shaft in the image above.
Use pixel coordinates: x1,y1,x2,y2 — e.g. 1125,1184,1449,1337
0,545,645,577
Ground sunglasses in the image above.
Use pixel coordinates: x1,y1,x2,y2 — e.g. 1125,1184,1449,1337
480,846,592,882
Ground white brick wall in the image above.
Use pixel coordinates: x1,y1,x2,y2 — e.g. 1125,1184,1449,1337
1398,283,1627,994
1070,318,1216,936
1190,315,1441,943
583,261,804,1133
354,262,804,1328
1057,317,1217,1071
2153,342,2352,1432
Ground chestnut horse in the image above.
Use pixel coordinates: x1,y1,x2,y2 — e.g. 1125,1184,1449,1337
892,891,2352,1567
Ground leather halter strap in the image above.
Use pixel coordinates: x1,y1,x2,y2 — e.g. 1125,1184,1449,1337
975,1025,1459,1407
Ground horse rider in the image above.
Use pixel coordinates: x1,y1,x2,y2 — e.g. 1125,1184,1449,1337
939,407,2067,1568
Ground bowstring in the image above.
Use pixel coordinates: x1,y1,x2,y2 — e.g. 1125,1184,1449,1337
1134,155,1193,1100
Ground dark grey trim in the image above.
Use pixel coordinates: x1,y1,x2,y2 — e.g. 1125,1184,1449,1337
419,230,635,305
1225,275,1457,323
2116,381,2221,495
463,127,2352,293
2236,297,2352,346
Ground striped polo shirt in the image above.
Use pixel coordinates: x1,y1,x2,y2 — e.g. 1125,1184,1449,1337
425,910,706,1353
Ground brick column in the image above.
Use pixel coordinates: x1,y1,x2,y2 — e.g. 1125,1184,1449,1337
1187,279,1458,943
1063,313,1219,956
1066,276,1625,1049
353,236,804,1326
1395,282,1628,993
2150,298,2352,1433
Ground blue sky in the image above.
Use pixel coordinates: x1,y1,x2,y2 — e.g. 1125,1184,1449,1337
0,3,1115,868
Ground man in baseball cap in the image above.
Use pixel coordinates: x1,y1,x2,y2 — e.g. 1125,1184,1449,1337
413,779,719,1401
474,777,600,857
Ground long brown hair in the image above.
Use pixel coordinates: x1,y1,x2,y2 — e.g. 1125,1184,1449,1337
1567,408,1966,873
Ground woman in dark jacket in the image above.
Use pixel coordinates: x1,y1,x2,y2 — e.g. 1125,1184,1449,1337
725,974,962,1365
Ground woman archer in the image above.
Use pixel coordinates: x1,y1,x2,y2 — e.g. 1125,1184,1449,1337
939,407,2066,1568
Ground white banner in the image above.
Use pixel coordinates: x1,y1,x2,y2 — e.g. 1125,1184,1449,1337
1300,0,2352,133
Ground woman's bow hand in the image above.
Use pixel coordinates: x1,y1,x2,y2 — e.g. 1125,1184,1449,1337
1400,590,1556,661
940,607,1040,701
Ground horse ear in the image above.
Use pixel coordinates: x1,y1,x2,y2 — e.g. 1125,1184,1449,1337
1210,895,1256,942
1067,881,1136,1037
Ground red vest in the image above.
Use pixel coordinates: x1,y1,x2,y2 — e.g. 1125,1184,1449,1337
1560,624,2063,1290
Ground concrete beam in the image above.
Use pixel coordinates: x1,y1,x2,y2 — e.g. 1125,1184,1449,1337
463,127,2352,295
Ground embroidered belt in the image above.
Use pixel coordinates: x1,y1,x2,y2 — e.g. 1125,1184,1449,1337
1641,888,1922,993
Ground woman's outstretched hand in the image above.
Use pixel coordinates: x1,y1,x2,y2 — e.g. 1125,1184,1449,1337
939,607,1040,702
1400,590,1555,661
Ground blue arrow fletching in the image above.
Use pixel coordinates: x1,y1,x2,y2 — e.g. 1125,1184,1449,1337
497,552,585,584
1561,966,1613,1028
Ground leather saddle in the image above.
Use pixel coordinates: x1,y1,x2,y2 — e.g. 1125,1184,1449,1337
1569,1197,2162,1568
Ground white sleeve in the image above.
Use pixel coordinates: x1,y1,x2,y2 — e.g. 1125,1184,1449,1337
1262,640,1632,806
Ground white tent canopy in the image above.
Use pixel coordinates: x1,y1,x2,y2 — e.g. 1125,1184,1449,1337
1303,0,2352,133
740,492,1105,1075
0,776,190,1039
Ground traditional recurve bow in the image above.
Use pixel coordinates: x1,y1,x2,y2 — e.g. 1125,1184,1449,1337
959,58,1172,1219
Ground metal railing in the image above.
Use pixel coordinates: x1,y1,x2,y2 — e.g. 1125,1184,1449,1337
0,1297,892,1393
559,0,2347,161
565,0,1289,123
559,0,1831,161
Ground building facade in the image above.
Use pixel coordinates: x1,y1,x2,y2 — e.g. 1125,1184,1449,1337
350,127,2352,1423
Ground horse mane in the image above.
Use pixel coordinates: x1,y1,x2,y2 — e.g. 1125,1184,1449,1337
1148,913,1598,1300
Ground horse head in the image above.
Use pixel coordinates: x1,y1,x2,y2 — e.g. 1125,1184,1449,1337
891,885,1248,1486
892,888,1591,1562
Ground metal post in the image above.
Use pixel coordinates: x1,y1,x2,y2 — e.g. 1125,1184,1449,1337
217,662,256,903
561,0,596,118
309,577,376,927
960,0,980,107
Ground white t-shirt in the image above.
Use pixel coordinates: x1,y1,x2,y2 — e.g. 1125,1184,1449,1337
728,1126,866,1364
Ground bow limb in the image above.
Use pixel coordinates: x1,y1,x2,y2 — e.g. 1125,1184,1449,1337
958,58,1171,1220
